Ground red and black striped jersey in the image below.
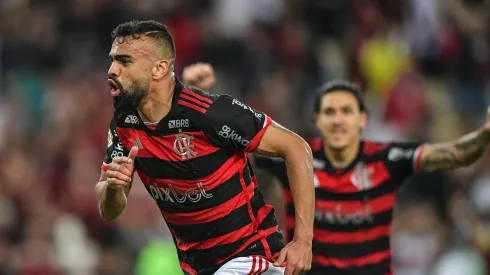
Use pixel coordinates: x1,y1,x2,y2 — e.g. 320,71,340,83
101,78,285,275
252,138,425,275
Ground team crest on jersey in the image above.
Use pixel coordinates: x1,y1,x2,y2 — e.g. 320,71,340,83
173,134,197,160
107,130,113,148
350,163,374,190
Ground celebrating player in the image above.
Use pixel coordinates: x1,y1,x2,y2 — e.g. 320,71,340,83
183,66,490,275
95,20,315,275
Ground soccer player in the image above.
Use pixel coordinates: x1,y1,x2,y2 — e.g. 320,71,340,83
253,81,490,275
95,20,315,275
183,68,490,275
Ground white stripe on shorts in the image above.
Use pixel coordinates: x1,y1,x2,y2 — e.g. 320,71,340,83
214,256,284,275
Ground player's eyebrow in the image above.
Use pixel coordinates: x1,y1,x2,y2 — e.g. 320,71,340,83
109,54,133,61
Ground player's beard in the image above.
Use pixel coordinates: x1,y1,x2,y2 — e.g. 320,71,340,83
113,80,149,111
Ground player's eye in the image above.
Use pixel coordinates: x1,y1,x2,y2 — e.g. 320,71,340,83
342,107,353,114
120,59,131,65
324,108,335,116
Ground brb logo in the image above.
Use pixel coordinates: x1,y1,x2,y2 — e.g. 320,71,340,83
218,125,250,147
168,119,189,129
173,134,197,160
149,182,213,203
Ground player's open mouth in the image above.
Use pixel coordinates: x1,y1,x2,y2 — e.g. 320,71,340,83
107,79,120,97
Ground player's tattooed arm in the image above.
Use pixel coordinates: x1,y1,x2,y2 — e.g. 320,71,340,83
420,127,490,172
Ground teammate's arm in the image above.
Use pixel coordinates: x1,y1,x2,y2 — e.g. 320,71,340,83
250,154,288,183
420,126,490,172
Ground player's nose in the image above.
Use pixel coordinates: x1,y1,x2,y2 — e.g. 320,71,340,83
331,113,344,124
108,62,120,77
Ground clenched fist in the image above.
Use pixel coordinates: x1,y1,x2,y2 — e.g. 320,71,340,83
182,62,216,90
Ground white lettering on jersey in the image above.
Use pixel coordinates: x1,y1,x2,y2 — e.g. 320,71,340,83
149,182,213,203
124,115,139,124
232,99,263,119
314,205,374,225
388,147,414,161
218,125,250,147
168,119,190,129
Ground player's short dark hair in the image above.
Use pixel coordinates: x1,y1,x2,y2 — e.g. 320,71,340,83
313,80,367,114
111,20,176,62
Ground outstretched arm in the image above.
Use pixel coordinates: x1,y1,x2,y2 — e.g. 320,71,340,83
420,109,490,172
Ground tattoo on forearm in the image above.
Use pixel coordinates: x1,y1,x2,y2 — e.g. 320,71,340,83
421,129,490,172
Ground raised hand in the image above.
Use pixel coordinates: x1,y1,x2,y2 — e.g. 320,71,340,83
182,62,216,90
106,146,139,190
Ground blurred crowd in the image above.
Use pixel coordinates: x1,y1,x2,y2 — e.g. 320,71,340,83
0,0,490,274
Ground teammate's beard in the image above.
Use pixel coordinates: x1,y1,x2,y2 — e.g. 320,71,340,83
113,81,148,111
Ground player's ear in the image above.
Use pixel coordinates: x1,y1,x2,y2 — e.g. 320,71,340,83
152,59,170,80
314,114,320,127
359,111,367,129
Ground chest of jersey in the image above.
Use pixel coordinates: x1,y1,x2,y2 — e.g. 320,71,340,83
115,125,233,181
311,161,396,226
117,127,218,161
314,161,391,192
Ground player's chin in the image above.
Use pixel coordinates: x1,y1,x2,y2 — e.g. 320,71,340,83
326,139,350,151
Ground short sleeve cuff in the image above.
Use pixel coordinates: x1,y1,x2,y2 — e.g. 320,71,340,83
413,144,426,173
245,116,272,152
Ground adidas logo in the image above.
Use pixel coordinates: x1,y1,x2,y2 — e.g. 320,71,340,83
125,115,138,124
133,137,144,149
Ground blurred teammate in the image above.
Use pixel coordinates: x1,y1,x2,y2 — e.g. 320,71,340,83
184,66,490,275
95,20,315,275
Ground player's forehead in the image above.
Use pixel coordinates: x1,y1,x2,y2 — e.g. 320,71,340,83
320,90,358,109
109,35,156,58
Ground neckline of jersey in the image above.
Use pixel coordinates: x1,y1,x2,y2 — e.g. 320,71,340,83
137,77,184,133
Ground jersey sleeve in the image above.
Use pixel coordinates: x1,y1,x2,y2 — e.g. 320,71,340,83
203,95,272,152
384,142,426,181
101,117,129,171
